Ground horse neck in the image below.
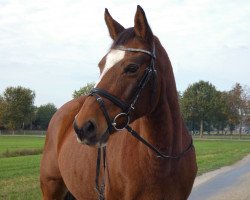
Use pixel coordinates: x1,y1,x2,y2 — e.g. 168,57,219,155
140,42,189,157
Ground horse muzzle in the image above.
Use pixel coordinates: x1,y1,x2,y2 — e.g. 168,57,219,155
73,119,109,147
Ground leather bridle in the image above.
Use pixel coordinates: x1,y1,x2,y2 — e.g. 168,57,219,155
89,45,157,133
88,44,194,200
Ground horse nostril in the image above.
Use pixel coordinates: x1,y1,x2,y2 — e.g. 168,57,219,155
83,121,96,135
73,120,82,136
73,119,96,141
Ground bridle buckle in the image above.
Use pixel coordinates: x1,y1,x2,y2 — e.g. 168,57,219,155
112,113,130,131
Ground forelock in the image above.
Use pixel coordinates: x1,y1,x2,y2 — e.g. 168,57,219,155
112,28,135,47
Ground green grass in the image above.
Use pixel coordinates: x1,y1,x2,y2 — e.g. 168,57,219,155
194,139,250,175
0,136,44,199
0,135,45,156
193,134,250,140
0,155,42,200
0,136,250,199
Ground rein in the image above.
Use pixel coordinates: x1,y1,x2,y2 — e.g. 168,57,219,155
125,125,193,159
89,44,193,199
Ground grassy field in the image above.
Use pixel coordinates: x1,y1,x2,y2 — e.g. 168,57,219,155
0,136,44,200
0,135,250,199
193,134,250,140
0,155,41,199
194,139,250,175
0,135,44,155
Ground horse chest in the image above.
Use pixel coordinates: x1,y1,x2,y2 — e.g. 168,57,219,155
106,148,172,199
106,172,177,200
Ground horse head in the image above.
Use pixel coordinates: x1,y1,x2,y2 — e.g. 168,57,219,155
73,6,162,147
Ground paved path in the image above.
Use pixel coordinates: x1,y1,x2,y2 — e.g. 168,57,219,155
189,155,250,200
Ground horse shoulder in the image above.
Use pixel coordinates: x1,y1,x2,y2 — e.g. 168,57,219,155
40,96,87,199
45,95,87,153
41,96,86,176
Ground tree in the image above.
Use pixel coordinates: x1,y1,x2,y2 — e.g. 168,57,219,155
181,81,218,136
73,82,95,98
1,86,35,132
34,103,57,130
245,96,250,129
211,91,230,134
227,83,248,135
0,96,6,129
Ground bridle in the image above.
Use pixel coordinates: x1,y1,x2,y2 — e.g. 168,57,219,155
87,43,193,200
89,44,157,133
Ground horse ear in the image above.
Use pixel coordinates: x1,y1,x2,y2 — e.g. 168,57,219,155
104,8,125,40
134,5,153,43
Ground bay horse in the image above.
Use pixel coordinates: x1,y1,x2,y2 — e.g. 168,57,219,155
40,5,197,200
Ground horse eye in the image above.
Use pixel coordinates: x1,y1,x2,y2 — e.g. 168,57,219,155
124,64,139,74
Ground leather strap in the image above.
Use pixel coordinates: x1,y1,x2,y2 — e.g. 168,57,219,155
90,88,130,112
91,93,113,133
95,147,106,200
125,125,193,159
115,45,156,59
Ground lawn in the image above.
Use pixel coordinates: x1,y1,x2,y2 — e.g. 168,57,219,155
0,135,44,154
0,155,42,200
0,135,250,199
194,139,250,175
0,136,44,199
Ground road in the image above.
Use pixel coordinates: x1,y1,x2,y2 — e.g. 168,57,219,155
189,155,250,200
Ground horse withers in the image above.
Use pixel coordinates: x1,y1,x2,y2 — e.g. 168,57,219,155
40,5,197,200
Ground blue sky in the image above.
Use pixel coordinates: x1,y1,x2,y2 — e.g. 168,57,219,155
0,0,249,107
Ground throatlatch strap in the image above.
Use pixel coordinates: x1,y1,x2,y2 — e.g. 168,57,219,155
125,125,193,159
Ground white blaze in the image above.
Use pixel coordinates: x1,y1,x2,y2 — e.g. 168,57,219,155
95,50,125,87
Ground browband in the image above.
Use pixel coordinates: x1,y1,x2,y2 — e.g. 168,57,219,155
115,45,156,59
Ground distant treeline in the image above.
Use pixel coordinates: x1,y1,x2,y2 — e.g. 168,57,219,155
1,81,249,134
179,81,250,136
74,81,250,135
0,86,57,131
